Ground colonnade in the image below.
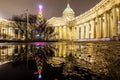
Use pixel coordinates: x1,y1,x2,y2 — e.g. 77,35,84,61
54,26,73,40
75,0,120,40
47,0,120,41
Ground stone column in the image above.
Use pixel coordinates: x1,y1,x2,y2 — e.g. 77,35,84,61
76,26,80,40
103,12,108,38
96,17,101,38
81,25,85,39
8,28,10,39
80,26,82,39
84,25,86,39
65,27,68,40
107,12,111,38
71,27,74,40
74,26,76,40
79,26,81,39
69,27,71,40
4,29,7,40
118,7,120,37
62,26,65,40
67,27,71,40
110,12,113,37
72,27,75,40
74,27,76,40
112,6,118,37
58,26,61,40
90,20,95,39
61,26,63,40
85,23,90,39
63,26,66,40
117,7,120,20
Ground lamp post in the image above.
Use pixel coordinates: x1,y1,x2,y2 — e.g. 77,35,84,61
25,8,29,40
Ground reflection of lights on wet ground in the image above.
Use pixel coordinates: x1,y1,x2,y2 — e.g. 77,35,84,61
38,74,42,79
0,61,12,65
33,52,45,80
33,42,47,46
36,46,40,49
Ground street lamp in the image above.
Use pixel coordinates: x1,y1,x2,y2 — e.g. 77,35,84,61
25,8,29,40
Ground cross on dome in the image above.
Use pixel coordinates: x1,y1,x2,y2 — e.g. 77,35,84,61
67,0,70,4
67,0,70,8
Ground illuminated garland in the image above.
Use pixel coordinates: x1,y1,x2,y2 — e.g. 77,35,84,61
37,5,44,24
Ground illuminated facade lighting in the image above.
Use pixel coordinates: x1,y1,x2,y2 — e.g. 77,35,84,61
116,8,119,12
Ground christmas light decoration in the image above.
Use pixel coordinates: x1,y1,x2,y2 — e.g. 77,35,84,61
37,4,44,23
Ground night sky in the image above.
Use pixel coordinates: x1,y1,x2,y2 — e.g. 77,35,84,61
0,0,101,20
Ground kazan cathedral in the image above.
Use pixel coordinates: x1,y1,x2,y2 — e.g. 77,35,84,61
46,0,120,41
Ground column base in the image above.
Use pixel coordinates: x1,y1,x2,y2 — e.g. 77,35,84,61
111,36,119,41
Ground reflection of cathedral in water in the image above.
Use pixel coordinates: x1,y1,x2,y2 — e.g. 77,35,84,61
48,42,120,76
0,42,120,79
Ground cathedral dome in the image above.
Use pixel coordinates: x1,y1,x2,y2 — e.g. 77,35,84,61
62,3,75,19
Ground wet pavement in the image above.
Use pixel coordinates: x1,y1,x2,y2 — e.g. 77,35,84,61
0,41,120,80
0,61,37,80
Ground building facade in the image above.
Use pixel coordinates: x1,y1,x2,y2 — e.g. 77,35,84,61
47,0,120,41
0,18,16,40
0,18,35,40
